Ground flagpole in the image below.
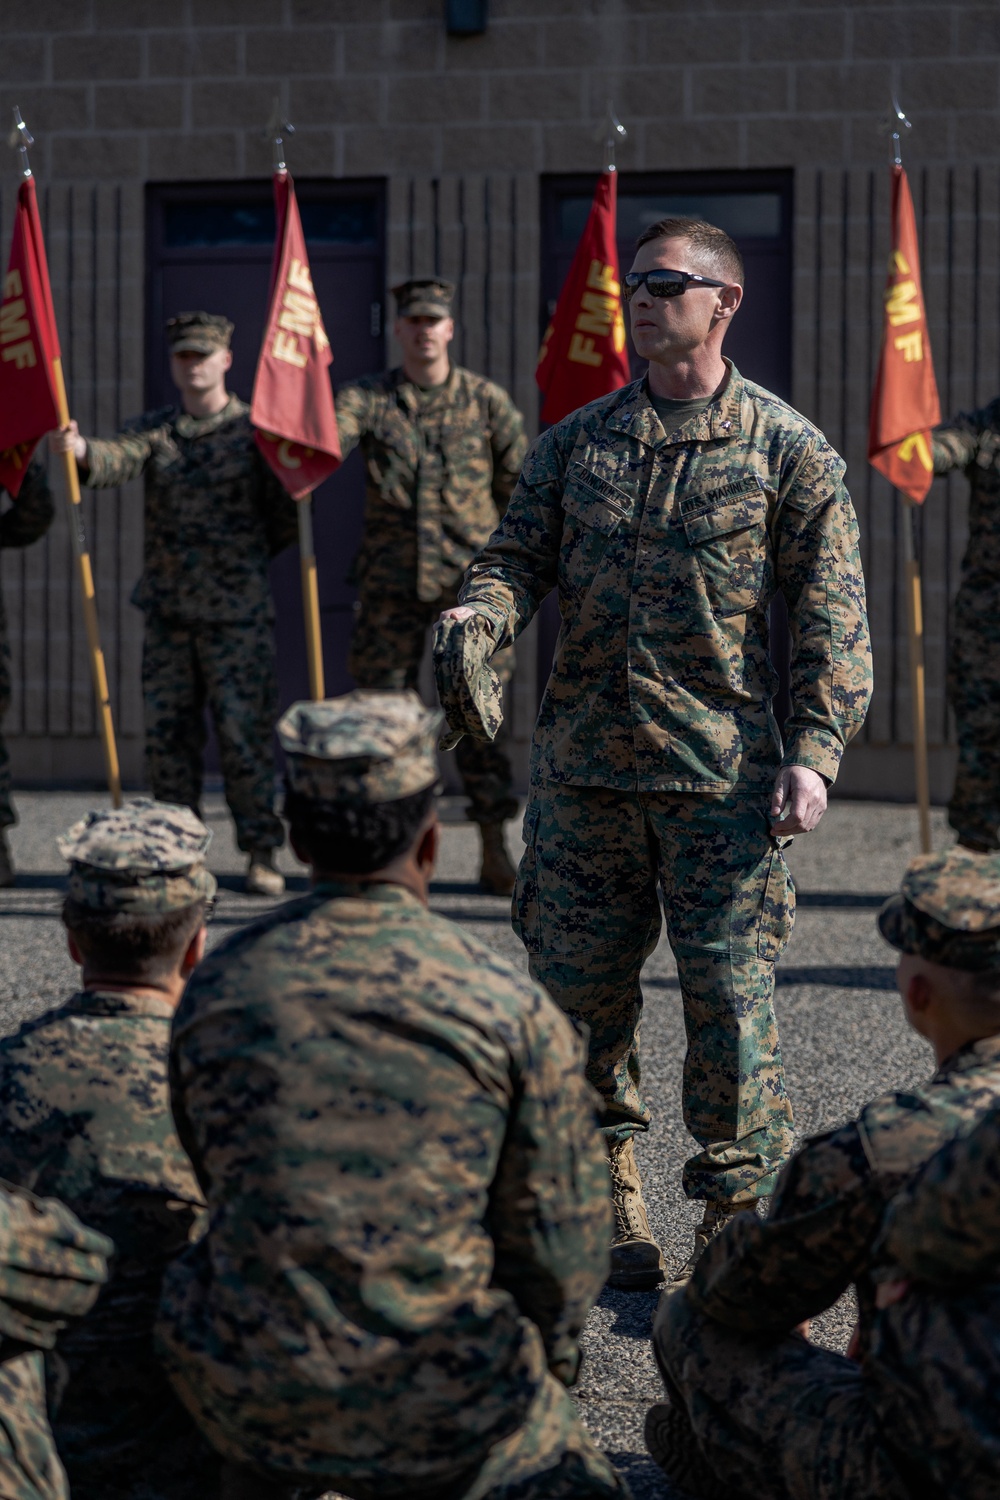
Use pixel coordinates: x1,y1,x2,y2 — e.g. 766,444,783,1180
266,100,325,702
9,110,121,806
297,498,324,700
889,93,931,855
902,501,931,853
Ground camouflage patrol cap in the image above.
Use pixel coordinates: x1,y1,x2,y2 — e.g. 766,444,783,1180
878,846,1000,972
278,691,443,804
166,311,234,354
392,278,455,319
432,613,504,752
58,799,217,914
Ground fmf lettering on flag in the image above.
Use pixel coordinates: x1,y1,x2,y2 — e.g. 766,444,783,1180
0,178,62,496
868,164,941,504
251,171,341,499
536,171,630,426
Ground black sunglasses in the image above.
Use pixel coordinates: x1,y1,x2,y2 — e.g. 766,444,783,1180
622,269,728,301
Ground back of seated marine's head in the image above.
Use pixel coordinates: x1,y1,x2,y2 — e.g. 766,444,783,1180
58,798,216,983
278,690,443,880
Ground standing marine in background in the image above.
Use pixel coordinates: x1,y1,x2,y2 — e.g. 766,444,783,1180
334,279,528,894
932,403,1000,852
49,312,300,898
0,460,54,887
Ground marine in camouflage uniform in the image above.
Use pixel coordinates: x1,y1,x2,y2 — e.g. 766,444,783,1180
932,404,1000,851
0,461,55,886
0,800,220,1500
61,312,299,895
0,1183,111,1500
648,845,1000,1500
335,278,527,893
450,221,872,1288
157,691,628,1500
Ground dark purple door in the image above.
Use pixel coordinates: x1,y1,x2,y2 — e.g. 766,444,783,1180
145,180,386,720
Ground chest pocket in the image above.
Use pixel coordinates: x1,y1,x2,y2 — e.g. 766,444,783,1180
682,483,769,618
560,461,633,598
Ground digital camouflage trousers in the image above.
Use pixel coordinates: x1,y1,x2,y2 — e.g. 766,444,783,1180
651,1291,910,1500
948,583,1000,849
513,785,796,1204
0,1351,66,1500
216,1371,629,1500
349,584,518,826
142,613,284,854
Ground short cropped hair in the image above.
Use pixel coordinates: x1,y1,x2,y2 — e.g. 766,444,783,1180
284,784,435,876
635,216,745,288
62,899,206,979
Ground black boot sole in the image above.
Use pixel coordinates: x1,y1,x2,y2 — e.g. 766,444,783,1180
606,1265,665,1291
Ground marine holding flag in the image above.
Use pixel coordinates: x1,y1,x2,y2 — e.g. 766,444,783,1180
333,277,528,895
50,312,299,897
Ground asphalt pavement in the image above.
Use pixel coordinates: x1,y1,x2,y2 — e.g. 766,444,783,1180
0,791,947,1499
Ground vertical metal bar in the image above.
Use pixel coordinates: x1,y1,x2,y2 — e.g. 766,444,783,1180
457,177,467,367
42,183,51,737
862,168,876,743
66,184,75,735
943,165,954,741
90,183,99,737
431,176,440,277
114,184,123,721
407,177,415,279
903,504,932,852
812,171,823,423
483,175,492,379
508,175,517,397
838,168,849,456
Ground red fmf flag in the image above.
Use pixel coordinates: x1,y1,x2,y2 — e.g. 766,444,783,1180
868,165,941,503
536,171,630,425
252,171,341,499
0,178,61,496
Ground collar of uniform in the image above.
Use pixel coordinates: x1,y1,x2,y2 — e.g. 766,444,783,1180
65,987,176,1020
392,364,461,414
933,1030,1000,1078
606,360,743,449
174,393,245,440
312,878,424,908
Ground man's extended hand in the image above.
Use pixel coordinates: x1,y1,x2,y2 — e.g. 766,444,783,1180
438,605,479,625
769,765,827,836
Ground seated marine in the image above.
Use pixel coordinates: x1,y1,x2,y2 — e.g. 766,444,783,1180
156,690,629,1500
0,801,221,1500
646,844,1000,1500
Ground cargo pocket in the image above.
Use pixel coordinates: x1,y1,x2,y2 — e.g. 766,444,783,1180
512,804,541,953
558,461,632,600
758,843,796,961
682,486,768,617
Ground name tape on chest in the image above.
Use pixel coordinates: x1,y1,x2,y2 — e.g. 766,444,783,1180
680,474,765,517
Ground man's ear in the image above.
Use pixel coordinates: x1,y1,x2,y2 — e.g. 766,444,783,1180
222,348,234,373
905,968,933,1015
715,284,743,323
67,931,83,967
181,926,208,979
415,815,440,874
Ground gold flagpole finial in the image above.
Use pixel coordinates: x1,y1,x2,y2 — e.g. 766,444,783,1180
8,107,33,178
264,97,295,173
593,101,627,174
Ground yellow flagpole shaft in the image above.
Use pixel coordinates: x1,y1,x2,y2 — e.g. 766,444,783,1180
51,357,122,808
297,497,325,701
902,502,931,854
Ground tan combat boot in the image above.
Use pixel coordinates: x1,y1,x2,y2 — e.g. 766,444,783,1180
0,832,12,889
245,850,285,898
644,1402,729,1499
668,1199,760,1289
478,822,516,896
608,1137,666,1291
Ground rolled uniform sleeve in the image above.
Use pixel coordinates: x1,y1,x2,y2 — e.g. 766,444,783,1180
931,405,991,476
0,461,54,548
486,987,610,1386
487,387,528,518
879,1105,1000,1287
334,382,378,463
460,426,572,647
775,439,873,781
687,1123,883,1335
83,423,160,488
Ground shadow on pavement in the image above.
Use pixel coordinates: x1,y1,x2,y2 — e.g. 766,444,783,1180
595,1285,660,1339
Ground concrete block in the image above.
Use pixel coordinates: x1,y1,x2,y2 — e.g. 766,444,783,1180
441,122,538,172
245,27,339,76
386,73,486,125
291,77,384,128
146,132,241,180
52,32,142,81
95,83,183,131
147,31,241,78
692,63,791,116
191,80,275,129
900,58,998,112
50,134,142,180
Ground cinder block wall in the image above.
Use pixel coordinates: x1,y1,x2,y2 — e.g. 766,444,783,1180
0,0,997,796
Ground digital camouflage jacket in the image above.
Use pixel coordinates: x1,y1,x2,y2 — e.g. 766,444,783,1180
159,881,610,1493
335,364,527,603
82,396,299,623
0,989,208,1493
933,401,1000,588
461,365,872,793
688,1033,1000,1499
0,461,55,646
